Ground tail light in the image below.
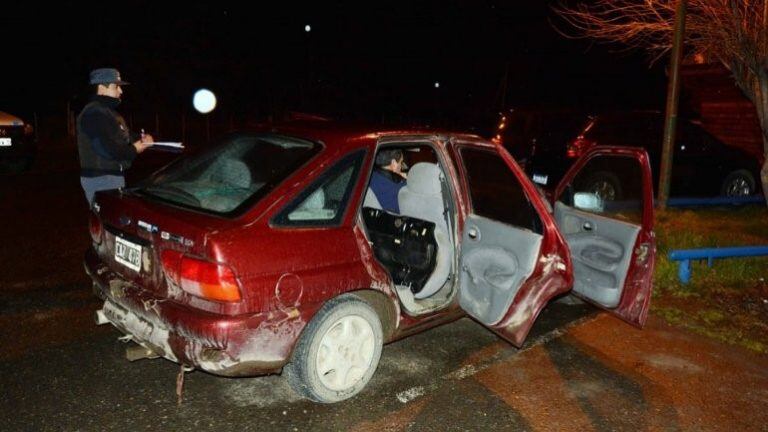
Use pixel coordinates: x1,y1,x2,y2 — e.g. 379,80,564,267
161,250,242,302
566,137,596,158
88,212,103,244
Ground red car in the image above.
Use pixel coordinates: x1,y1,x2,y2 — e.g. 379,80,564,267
85,123,656,403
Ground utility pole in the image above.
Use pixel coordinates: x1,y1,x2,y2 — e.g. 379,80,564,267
658,0,687,209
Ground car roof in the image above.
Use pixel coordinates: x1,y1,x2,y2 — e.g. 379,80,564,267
257,120,485,152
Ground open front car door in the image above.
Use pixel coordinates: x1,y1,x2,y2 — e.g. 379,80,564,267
553,146,656,326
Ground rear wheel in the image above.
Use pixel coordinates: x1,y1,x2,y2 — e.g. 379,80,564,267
582,171,623,201
284,294,383,403
721,169,755,197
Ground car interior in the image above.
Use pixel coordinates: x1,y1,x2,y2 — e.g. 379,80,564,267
361,142,646,320
361,144,458,315
141,134,318,214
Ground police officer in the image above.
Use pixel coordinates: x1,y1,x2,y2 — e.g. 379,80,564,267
77,68,154,206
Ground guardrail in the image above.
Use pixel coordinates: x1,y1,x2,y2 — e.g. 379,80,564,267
668,246,768,284
666,195,765,207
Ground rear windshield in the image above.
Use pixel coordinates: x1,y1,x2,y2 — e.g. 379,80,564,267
139,133,321,215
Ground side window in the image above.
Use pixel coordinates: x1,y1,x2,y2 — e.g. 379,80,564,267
677,122,710,153
459,147,542,233
273,150,366,227
559,155,644,224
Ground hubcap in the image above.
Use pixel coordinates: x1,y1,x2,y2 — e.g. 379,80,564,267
725,177,751,196
590,180,617,201
316,315,375,391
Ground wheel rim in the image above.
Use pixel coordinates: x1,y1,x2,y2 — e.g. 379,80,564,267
725,177,751,196
315,315,375,391
590,180,617,201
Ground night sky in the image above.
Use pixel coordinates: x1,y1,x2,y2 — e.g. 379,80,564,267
2,1,667,130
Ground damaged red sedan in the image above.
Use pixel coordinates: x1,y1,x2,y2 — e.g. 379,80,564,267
85,123,656,403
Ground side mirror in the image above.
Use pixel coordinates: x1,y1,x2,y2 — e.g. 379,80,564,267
574,192,604,212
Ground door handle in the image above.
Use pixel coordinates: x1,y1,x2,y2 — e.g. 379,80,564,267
582,221,593,231
467,226,480,240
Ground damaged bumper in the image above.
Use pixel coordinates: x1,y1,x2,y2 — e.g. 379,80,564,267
84,248,310,377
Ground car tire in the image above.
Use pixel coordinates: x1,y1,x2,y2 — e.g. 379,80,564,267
582,171,623,201
284,294,383,403
720,169,755,197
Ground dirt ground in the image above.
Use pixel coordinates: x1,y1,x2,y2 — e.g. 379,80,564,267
353,314,768,432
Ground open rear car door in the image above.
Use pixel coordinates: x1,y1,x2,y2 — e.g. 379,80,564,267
454,142,573,346
553,146,656,326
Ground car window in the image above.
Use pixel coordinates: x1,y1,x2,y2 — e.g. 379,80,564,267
559,155,644,224
140,133,320,215
459,147,542,233
676,122,712,153
273,150,366,227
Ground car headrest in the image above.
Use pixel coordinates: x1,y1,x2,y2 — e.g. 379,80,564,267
301,189,326,209
211,159,252,189
405,162,442,196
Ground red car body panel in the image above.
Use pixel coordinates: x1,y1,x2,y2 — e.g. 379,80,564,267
85,125,655,377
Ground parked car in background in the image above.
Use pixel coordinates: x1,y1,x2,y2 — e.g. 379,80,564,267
521,111,762,199
0,111,36,174
86,122,656,403
490,108,587,168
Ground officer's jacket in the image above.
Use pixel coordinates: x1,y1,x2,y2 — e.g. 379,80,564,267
77,95,137,177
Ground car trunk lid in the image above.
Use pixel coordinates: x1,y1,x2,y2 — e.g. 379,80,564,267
94,191,230,301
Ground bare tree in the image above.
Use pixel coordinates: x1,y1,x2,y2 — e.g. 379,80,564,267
555,0,768,204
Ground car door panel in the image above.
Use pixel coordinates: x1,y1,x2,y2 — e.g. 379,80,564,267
459,214,543,325
451,142,572,346
554,147,656,326
554,202,640,308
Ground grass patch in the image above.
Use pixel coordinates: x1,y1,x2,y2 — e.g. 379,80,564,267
651,206,768,354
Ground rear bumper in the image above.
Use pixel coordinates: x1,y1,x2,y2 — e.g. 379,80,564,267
84,247,311,376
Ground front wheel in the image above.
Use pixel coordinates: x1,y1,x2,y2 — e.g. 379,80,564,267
720,169,755,197
284,294,383,403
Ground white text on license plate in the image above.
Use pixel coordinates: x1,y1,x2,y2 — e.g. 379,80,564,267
532,173,549,185
114,236,142,272
0,138,11,147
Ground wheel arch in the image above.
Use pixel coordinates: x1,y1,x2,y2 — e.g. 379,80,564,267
348,289,399,342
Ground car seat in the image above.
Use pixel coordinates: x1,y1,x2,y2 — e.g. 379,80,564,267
397,162,453,299
289,188,335,221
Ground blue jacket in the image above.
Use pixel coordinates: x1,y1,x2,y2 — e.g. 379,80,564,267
369,168,406,213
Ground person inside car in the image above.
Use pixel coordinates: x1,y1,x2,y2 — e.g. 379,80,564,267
368,148,408,213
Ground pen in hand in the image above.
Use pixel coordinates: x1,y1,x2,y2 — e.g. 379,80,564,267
135,128,154,153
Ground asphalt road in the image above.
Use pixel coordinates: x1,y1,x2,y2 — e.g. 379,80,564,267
0,281,593,431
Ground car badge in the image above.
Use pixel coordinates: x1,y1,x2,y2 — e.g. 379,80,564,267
161,231,191,246
119,215,132,226
137,220,158,233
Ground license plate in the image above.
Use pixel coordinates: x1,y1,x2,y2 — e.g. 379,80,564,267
114,236,142,272
0,138,11,147
532,173,549,185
